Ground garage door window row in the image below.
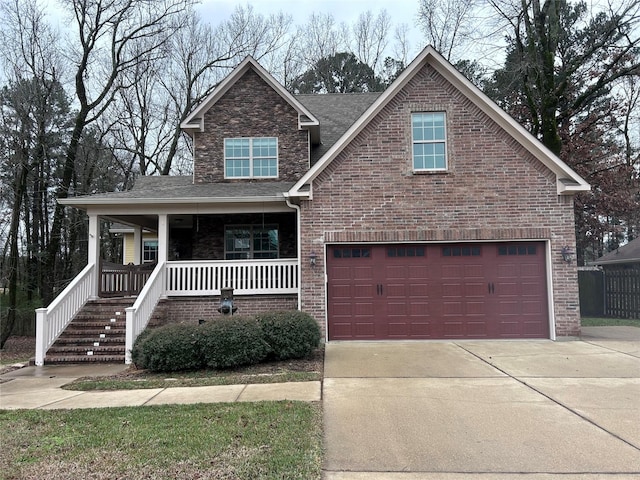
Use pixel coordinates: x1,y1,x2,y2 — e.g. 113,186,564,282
498,245,537,256
333,248,371,259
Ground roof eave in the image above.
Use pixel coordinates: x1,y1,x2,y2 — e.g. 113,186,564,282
60,194,288,209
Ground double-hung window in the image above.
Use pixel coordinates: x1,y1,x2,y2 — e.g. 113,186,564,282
143,240,158,263
224,137,278,178
224,225,279,259
412,112,447,171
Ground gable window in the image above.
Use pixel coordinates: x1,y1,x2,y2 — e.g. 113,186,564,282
224,137,278,178
225,225,279,259
143,240,158,263
412,112,447,171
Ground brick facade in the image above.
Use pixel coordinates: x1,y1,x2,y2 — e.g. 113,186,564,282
298,64,581,338
150,295,299,327
193,69,309,184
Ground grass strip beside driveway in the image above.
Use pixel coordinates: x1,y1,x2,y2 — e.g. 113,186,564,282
0,401,322,480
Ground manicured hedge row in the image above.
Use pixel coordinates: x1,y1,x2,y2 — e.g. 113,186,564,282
131,310,321,372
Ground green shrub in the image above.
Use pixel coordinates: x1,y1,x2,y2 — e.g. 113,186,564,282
257,310,321,360
130,328,153,368
131,324,203,372
199,316,270,369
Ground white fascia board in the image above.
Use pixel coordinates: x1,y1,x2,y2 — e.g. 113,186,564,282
180,56,319,134
288,46,590,198
61,195,287,208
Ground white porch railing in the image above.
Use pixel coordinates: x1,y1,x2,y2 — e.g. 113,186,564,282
165,259,299,296
35,263,95,366
125,260,166,364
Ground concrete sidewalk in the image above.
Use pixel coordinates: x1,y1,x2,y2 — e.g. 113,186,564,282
323,327,640,479
0,363,321,409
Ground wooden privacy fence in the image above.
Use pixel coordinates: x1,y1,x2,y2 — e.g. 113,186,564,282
604,268,640,319
99,261,156,297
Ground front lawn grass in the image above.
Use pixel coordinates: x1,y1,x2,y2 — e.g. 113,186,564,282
581,317,640,327
65,369,320,391
0,401,322,480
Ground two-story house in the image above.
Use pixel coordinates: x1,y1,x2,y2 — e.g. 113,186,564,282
35,46,589,365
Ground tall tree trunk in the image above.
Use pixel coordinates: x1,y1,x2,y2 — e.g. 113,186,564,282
1,149,29,348
43,110,88,305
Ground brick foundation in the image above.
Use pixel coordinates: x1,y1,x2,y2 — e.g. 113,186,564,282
150,294,299,327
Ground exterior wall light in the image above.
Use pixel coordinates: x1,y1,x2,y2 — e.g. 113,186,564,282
561,246,574,264
309,251,317,267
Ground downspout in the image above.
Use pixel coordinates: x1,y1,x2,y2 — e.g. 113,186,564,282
285,195,302,311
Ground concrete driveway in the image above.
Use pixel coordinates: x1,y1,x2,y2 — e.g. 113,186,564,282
322,327,640,479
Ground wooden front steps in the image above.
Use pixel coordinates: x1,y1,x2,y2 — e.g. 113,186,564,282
44,298,135,364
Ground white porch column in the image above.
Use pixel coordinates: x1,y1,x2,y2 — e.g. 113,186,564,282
88,214,99,265
88,214,100,297
158,214,169,263
133,226,142,264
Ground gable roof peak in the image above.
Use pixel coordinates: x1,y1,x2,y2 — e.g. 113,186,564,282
181,56,319,137
288,45,589,198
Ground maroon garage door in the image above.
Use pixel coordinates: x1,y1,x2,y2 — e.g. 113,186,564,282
327,243,549,340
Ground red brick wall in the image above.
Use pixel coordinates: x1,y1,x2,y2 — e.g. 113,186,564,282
193,69,309,183
299,64,581,338
150,295,299,327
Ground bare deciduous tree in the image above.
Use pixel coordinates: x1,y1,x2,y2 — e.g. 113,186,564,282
417,0,478,60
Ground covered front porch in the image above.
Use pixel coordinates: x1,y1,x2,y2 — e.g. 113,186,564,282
36,179,301,365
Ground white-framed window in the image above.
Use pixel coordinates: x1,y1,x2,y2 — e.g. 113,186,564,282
143,240,158,263
224,225,279,259
224,137,278,178
412,112,447,171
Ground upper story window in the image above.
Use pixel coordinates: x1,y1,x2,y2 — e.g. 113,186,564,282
412,112,447,171
224,137,278,178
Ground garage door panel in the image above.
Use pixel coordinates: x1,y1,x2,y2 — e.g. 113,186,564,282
464,264,484,277
387,301,408,315
522,300,544,314
443,283,463,297
441,264,463,278
408,301,431,316
443,321,464,337
388,322,410,337
353,266,374,279
408,283,429,296
353,322,376,338
408,265,430,279
327,242,548,340
443,301,463,315
410,322,432,337
465,282,486,296
497,282,519,296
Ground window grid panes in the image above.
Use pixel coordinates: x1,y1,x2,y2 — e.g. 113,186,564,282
412,112,447,171
333,248,371,259
498,245,537,256
225,226,278,259
143,240,158,263
224,137,277,178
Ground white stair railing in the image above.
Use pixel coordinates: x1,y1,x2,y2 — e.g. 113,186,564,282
165,259,298,296
35,264,96,366
125,261,166,364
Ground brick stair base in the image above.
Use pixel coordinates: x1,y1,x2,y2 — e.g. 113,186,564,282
44,298,134,365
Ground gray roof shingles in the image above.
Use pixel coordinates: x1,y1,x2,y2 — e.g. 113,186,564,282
296,92,381,165
592,237,640,265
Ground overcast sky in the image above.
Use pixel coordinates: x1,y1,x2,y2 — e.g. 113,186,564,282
196,0,426,56
196,0,422,29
